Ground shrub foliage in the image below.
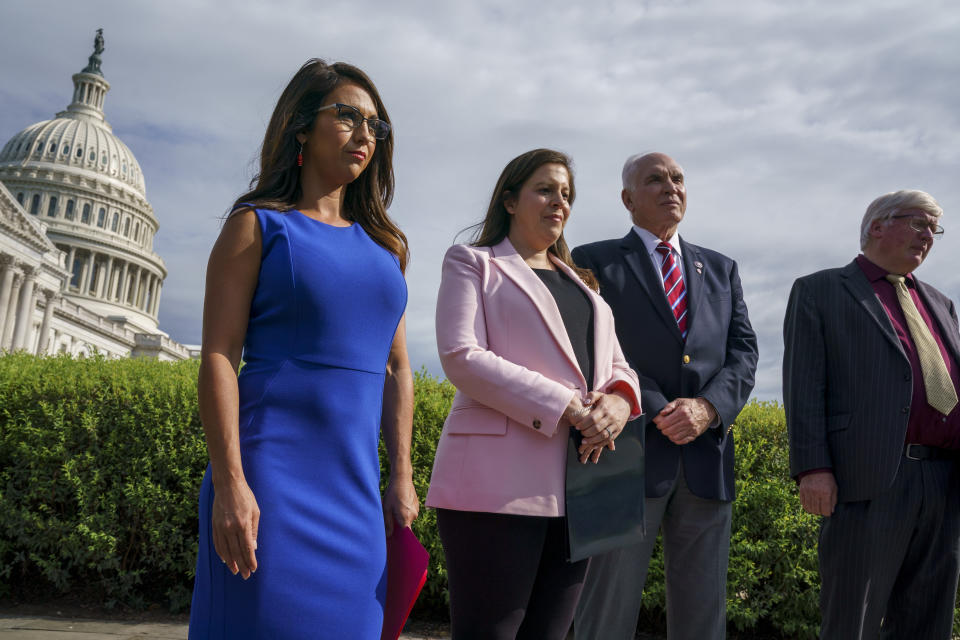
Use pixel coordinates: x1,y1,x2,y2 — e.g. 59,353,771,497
2,354,956,636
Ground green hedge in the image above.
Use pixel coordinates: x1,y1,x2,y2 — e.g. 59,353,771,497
0,353,956,637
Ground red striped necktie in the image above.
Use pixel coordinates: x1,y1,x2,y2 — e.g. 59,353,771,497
655,242,688,339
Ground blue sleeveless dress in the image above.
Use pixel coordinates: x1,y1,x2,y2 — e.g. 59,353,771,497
189,209,407,639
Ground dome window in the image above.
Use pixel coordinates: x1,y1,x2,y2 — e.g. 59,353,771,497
15,142,21,153
97,207,106,228
49,142,57,154
16,192,24,205
134,222,140,239
101,152,107,165
65,200,75,221
123,218,131,236
63,144,70,155
122,161,127,175
111,212,119,231
81,203,92,224
30,194,40,215
46,196,58,218
76,147,83,158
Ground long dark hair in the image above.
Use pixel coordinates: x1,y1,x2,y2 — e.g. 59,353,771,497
471,148,597,290
232,59,409,272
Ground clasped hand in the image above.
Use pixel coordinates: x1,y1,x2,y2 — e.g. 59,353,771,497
651,397,717,445
563,391,632,463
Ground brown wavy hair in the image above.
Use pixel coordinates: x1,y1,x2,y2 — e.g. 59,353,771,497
471,148,597,290
231,59,409,271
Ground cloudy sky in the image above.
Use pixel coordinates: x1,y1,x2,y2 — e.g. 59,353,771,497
2,0,958,399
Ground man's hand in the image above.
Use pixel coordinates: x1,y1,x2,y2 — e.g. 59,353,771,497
652,397,717,445
383,476,419,537
798,470,838,516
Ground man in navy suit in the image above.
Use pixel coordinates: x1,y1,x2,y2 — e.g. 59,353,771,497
573,152,758,640
784,190,960,639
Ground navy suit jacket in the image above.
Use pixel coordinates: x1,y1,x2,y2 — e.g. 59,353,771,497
783,260,960,502
573,231,758,501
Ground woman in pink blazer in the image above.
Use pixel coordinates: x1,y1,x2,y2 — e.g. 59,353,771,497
426,149,642,639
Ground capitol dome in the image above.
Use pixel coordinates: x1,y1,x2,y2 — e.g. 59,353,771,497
0,31,166,333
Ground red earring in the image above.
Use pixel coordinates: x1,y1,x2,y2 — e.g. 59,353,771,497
297,143,303,167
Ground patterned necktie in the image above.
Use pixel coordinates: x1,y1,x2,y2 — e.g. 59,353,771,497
885,274,958,416
656,242,687,339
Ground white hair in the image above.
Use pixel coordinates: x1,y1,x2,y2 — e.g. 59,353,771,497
621,153,647,189
859,190,943,250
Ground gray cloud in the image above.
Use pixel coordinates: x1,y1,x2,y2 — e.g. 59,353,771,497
2,0,958,400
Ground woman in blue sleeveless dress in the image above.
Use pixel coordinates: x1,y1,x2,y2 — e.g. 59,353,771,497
189,60,419,639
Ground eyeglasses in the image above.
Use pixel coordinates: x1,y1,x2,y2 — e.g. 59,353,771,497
316,103,391,140
890,214,944,238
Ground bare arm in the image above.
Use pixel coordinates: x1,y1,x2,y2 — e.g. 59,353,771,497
198,209,261,579
380,315,419,536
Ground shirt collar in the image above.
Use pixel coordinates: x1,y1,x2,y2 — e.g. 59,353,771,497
632,225,681,258
855,254,917,288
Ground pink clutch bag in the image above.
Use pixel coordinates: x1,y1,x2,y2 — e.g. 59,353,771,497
380,526,429,640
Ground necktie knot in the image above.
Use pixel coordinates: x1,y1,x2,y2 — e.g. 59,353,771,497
885,274,906,286
656,242,674,257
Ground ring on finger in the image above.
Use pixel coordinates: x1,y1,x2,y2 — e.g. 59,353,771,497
603,427,611,438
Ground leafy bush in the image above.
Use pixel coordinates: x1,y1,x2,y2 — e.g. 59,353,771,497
0,352,204,611
3,354,956,637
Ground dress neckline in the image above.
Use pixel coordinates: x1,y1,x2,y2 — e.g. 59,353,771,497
292,209,355,228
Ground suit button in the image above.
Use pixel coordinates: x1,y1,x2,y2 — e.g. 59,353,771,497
902,407,909,414
904,373,911,381
533,419,542,429
683,355,691,364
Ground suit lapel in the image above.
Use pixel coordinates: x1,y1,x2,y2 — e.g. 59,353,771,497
839,260,904,355
619,231,684,343
916,280,960,365
490,237,586,387
679,237,704,334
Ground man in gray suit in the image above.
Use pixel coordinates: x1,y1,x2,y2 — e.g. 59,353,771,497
573,152,757,640
784,190,960,639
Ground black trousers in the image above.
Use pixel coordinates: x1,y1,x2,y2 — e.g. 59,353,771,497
819,456,960,639
436,508,589,640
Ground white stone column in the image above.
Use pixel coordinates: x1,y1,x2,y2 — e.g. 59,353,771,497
151,277,163,316
141,275,151,311
132,267,143,306
80,252,95,294
140,273,150,310
120,262,131,303
1,270,23,350
148,276,159,315
66,247,77,275
37,289,57,356
12,267,37,351
93,256,106,298
0,256,16,340
100,256,115,300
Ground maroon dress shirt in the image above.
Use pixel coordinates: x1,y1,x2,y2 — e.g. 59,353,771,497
856,255,960,448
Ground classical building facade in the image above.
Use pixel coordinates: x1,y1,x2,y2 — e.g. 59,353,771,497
0,30,189,360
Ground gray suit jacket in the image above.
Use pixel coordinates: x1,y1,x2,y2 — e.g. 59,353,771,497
783,259,960,502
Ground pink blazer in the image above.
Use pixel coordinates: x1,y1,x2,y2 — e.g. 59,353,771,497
425,238,642,517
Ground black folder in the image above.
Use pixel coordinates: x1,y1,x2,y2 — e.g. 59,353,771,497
564,419,646,563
